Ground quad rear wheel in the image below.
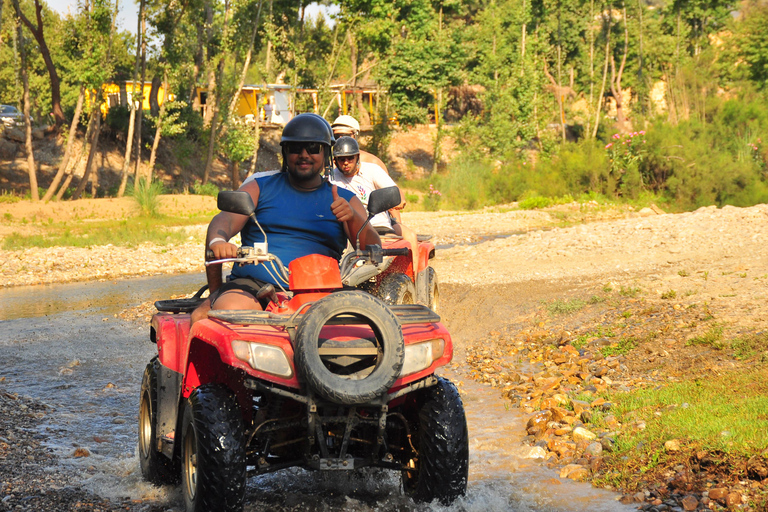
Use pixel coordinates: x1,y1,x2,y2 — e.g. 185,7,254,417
138,357,177,485
403,377,468,504
181,384,246,512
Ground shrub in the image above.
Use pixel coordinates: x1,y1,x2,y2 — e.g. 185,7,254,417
133,178,165,217
192,182,220,197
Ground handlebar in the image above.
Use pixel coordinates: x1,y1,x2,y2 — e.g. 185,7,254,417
381,248,410,257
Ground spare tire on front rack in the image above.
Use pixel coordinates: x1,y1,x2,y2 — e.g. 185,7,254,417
294,291,405,405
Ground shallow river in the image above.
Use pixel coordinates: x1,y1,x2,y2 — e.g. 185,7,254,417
0,274,634,511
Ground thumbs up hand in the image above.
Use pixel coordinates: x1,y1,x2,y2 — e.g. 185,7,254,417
330,184,353,223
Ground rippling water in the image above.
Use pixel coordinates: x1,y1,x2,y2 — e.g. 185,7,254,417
0,273,634,511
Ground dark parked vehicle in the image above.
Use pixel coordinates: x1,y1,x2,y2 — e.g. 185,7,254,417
0,105,31,127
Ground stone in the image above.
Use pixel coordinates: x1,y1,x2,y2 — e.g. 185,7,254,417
523,446,547,459
572,426,597,442
526,410,552,432
0,138,17,159
584,441,603,457
664,439,682,452
549,406,571,423
747,455,768,479
570,399,590,416
560,464,590,481
725,492,741,507
708,487,727,502
4,127,24,142
680,494,698,511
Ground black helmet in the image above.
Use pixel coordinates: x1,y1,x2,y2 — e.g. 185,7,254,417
280,113,333,147
333,136,360,158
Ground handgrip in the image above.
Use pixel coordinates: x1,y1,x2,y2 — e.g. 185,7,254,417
381,248,410,257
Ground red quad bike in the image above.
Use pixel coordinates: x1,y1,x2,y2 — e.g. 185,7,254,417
340,229,439,313
138,186,468,512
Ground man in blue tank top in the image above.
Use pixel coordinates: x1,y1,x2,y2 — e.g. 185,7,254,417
191,114,381,324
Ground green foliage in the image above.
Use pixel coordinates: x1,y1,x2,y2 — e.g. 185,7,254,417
423,184,442,212
132,179,165,218
192,182,220,197
606,367,768,463
220,122,254,163
547,298,587,315
687,324,726,349
2,218,198,250
600,337,637,357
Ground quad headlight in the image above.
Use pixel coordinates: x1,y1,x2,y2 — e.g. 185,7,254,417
231,340,293,379
400,339,445,377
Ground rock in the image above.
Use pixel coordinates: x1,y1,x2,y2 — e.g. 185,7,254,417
725,492,741,507
664,439,682,452
680,494,698,511
747,455,768,479
523,446,547,459
31,128,45,140
526,410,552,432
4,127,24,142
708,488,727,502
570,399,590,416
572,426,597,442
560,463,590,481
73,447,90,458
549,406,571,423
584,441,603,457
600,437,615,452
0,138,18,159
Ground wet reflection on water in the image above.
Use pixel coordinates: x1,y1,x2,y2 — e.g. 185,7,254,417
0,274,634,511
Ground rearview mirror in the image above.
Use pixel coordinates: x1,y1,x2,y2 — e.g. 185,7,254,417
217,191,255,216
367,186,400,216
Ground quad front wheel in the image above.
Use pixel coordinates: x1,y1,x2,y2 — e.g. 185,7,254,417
403,377,468,504
378,273,416,306
181,384,246,512
138,357,178,485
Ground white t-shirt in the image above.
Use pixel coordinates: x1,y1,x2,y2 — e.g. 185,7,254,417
330,161,397,230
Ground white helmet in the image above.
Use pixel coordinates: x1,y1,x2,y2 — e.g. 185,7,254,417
331,115,360,136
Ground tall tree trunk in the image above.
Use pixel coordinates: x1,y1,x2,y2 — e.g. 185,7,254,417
226,0,263,121
586,0,595,137
556,0,565,142
133,0,147,183
17,19,37,200
609,2,629,131
43,85,85,201
118,102,137,196
147,68,168,182
202,0,217,127
249,112,260,174
57,108,97,200
203,0,232,184
264,0,273,78
72,109,102,200
119,0,144,196
592,8,611,139
189,20,204,108
13,0,64,128
231,160,240,189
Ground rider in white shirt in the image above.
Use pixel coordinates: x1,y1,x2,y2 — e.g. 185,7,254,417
330,136,420,276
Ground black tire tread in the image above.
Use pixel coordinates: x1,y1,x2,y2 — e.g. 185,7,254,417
183,384,246,512
377,273,416,306
139,357,178,485
409,376,468,504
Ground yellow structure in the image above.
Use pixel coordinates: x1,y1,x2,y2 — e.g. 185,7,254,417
99,81,171,115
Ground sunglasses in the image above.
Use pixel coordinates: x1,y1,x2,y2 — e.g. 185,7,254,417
286,142,323,155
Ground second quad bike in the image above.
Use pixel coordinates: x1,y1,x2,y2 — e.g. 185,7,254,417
138,186,468,512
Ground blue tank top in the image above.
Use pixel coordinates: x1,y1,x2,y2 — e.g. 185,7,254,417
231,172,355,285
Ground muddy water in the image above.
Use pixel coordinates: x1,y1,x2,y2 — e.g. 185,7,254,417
0,274,633,511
